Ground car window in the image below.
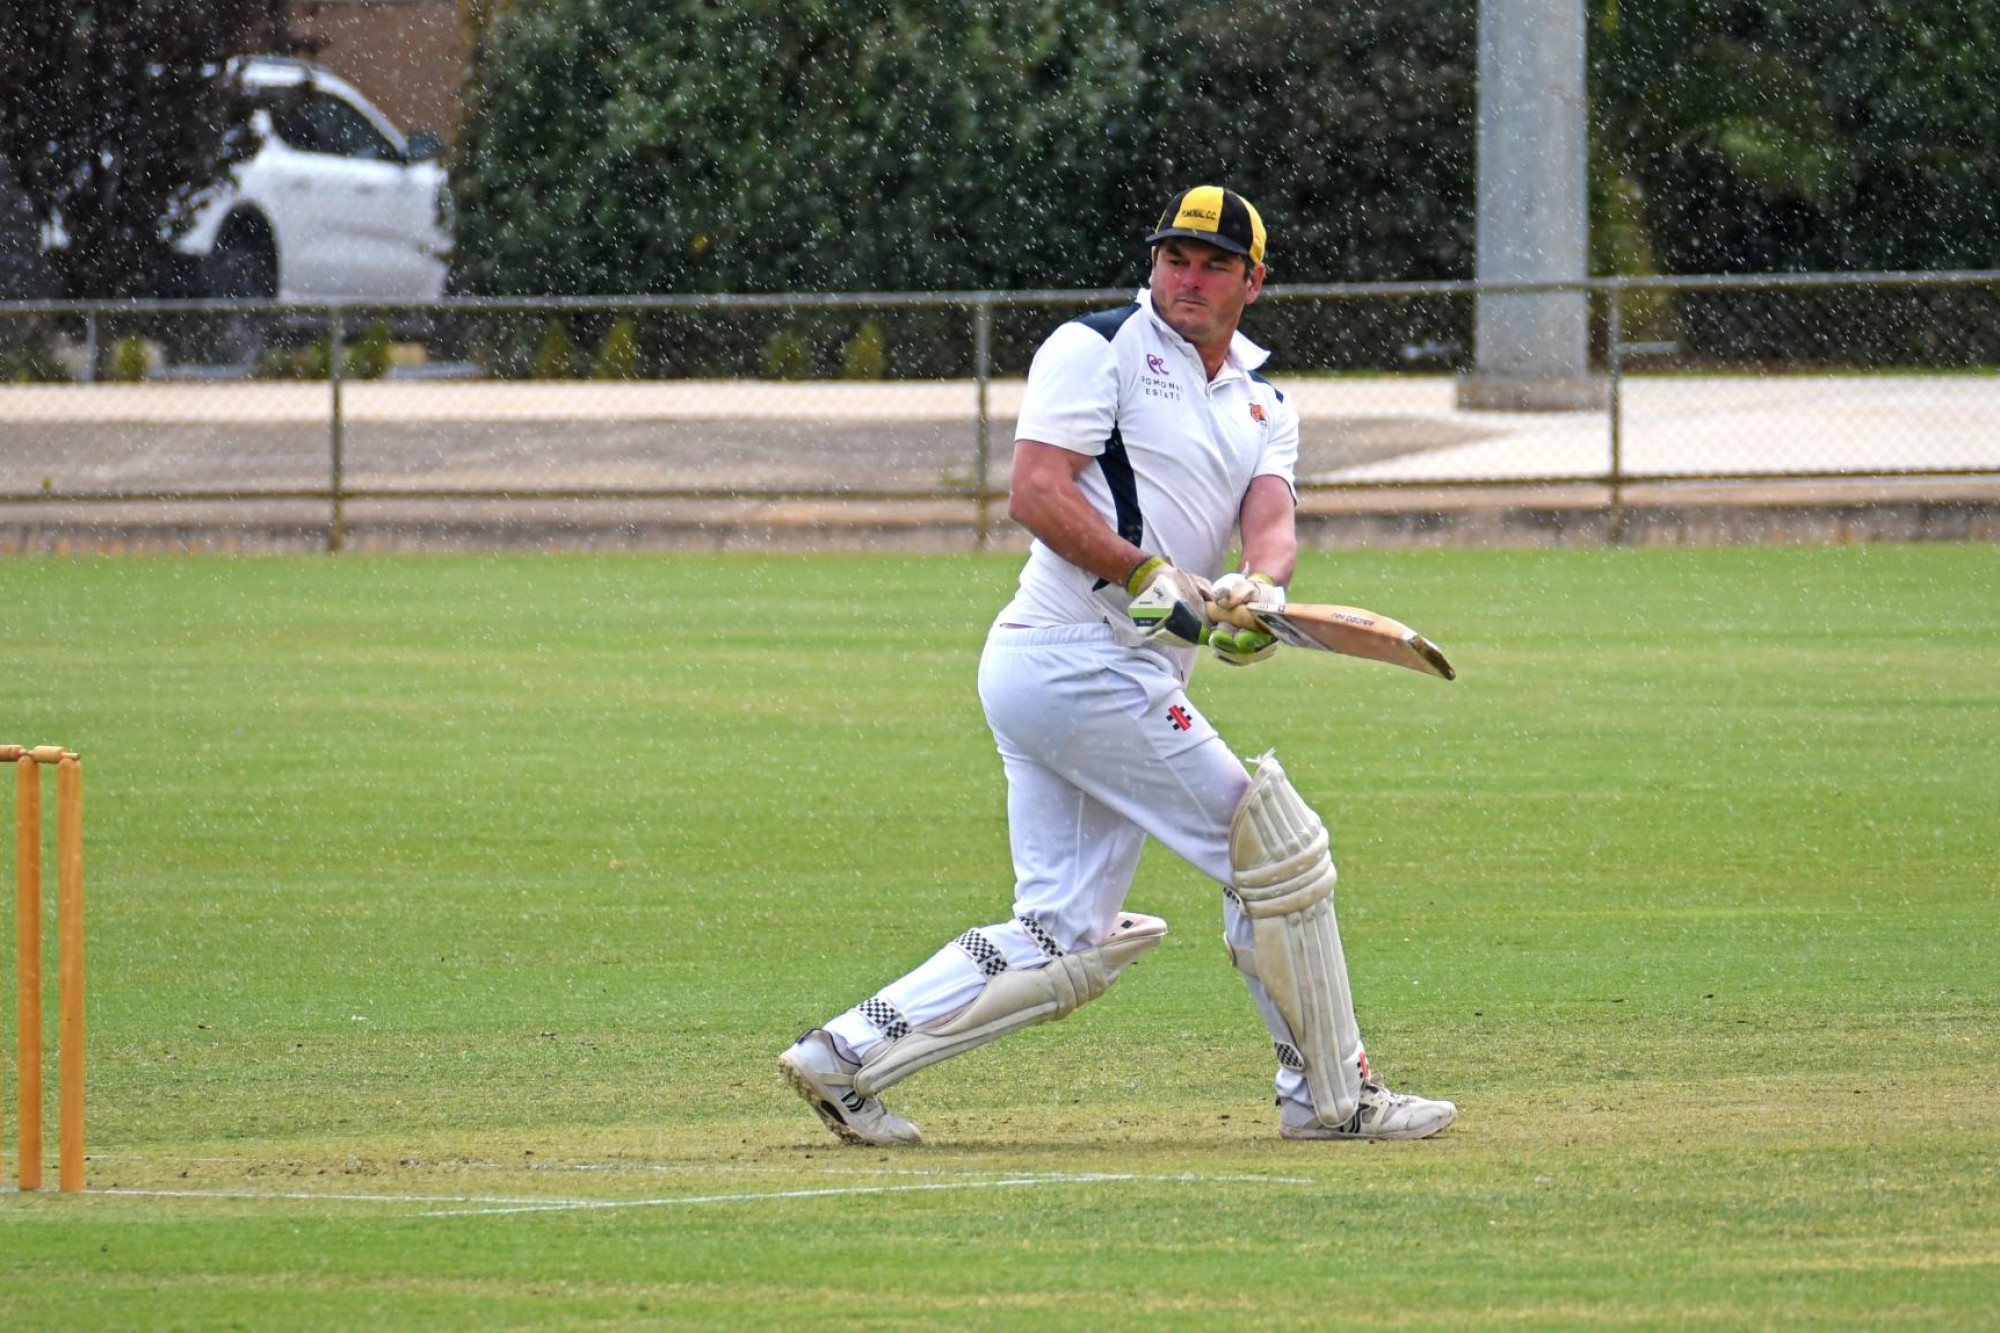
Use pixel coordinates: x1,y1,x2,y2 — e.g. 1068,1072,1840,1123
263,92,327,154
262,88,399,162
309,93,399,162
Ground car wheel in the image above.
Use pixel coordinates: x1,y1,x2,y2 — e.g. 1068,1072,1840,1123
171,226,277,366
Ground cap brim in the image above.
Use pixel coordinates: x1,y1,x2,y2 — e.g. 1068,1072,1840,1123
1145,227,1253,259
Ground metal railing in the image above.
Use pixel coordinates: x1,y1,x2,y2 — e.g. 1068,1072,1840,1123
2,270,1997,551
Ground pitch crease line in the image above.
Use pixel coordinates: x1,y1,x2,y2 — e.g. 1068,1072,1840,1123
89,1187,583,1207
421,1176,1111,1217
52,1172,1312,1217
82,1157,1311,1189
419,1171,1313,1218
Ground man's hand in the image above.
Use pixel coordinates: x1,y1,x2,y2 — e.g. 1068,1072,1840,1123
1207,572,1283,666
1209,621,1278,666
1211,571,1285,614
1127,556,1213,646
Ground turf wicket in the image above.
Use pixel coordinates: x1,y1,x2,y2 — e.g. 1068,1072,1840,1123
1,744,84,1192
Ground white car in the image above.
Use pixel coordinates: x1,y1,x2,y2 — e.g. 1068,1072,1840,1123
174,57,452,358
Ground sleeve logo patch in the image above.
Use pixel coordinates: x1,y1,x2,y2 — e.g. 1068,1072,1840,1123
1166,705,1195,732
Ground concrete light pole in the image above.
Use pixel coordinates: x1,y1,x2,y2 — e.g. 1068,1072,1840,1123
1458,0,1604,411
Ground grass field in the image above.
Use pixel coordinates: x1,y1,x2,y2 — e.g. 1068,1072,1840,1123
0,545,1995,1328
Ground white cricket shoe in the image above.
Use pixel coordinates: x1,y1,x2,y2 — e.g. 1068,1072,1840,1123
1279,1081,1457,1141
778,1029,922,1147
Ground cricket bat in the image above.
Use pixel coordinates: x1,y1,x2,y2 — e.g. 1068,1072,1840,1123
1209,600,1456,680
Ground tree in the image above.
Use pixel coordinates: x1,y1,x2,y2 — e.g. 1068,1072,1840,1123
1145,1,1476,285
0,0,289,300
1592,1,2000,362
1594,0,2000,276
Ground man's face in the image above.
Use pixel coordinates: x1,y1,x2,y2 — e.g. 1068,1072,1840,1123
1148,237,1265,349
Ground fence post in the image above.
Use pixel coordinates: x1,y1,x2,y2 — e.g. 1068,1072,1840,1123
973,296,993,551
81,312,98,384
1606,283,1626,544
328,307,345,553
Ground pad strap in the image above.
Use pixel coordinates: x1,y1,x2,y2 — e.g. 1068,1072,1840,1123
954,928,1012,977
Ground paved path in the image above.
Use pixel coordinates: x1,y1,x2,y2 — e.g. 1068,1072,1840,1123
1310,376,2000,482
2,375,1996,551
5,375,1997,495
0,378,1465,495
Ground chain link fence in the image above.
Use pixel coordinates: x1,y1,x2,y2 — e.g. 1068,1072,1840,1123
3,271,1997,551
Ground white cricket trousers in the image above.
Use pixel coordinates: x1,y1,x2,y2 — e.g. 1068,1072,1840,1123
823,623,1360,1106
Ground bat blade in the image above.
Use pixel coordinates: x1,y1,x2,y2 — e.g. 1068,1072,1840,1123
1240,602,1456,680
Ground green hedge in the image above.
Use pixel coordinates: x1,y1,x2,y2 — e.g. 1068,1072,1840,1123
454,1,2000,372
452,0,1476,374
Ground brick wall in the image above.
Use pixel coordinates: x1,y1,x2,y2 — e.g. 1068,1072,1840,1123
286,0,470,143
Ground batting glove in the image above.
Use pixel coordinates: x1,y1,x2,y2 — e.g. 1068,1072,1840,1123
1211,571,1285,613
1126,555,1213,647
1210,621,1279,667
1206,572,1283,666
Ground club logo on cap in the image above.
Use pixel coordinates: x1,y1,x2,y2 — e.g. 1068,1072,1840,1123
1146,185,1268,267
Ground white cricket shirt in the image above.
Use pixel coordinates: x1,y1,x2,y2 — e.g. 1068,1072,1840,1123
996,289,1301,646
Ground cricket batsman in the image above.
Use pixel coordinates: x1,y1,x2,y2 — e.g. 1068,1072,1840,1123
780,186,1457,1145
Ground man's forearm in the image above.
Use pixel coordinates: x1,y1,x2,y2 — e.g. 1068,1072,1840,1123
1009,447,1148,587
1238,476,1298,586
1015,487,1147,587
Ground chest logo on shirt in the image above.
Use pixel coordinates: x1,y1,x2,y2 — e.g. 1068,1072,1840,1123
1140,352,1182,403
1248,402,1268,426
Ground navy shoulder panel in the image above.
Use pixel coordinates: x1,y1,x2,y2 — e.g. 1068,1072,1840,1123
1249,370,1286,403
1089,425,1144,590
1071,304,1141,342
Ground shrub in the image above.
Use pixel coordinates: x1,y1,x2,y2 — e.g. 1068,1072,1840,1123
840,318,886,380
345,319,394,380
591,316,640,379
761,327,810,381
106,333,152,381
0,346,71,383
529,318,578,379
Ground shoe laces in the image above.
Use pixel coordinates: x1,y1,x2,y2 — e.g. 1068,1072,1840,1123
1353,1081,1411,1125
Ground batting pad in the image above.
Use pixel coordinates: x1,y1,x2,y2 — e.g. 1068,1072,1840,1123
1229,751,1364,1127
851,913,1168,1097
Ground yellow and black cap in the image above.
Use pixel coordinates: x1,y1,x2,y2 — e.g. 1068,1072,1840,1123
1145,185,1267,267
